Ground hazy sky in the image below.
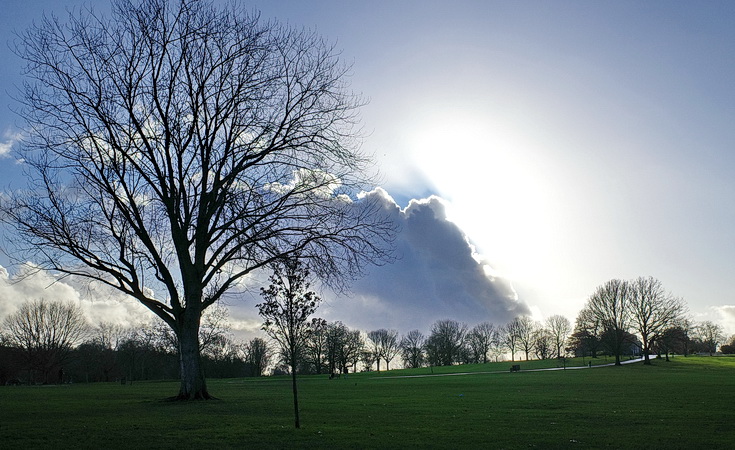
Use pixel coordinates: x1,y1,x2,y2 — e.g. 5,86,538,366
1,1,734,337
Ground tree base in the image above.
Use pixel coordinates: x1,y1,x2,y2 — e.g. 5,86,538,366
164,391,217,401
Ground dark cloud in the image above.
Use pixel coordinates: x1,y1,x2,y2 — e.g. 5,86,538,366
320,188,529,332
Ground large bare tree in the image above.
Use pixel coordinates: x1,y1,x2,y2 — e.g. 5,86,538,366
629,276,685,364
585,279,632,365
1,0,393,399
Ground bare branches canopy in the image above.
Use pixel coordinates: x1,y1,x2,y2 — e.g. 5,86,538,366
2,0,394,399
579,277,686,365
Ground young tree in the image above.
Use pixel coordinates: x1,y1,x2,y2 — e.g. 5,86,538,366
628,277,686,365
3,299,89,383
585,279,631,365
258,258,320,429
2,0,394,400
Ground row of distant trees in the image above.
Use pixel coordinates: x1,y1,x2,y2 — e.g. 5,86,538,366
1,278,732,385
571,277,727,365
0,300,270,385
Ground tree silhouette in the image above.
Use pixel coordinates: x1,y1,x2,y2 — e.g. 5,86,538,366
585,279,632,366
1,0,393,399
258,257,320,429
628,277,685,364
3,299,89,383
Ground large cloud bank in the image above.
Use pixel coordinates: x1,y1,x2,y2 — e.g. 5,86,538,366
0,188,529,337
318,188,529,332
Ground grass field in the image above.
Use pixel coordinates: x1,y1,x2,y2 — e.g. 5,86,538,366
1,356,734,449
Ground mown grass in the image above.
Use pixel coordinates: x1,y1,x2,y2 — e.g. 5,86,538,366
1,356,733,449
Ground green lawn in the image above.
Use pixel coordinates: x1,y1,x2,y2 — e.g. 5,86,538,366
1,356,733,449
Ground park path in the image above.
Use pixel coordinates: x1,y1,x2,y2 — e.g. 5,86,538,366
373,356,650,380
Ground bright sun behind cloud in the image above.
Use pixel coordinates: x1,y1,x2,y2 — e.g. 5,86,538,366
404,110,560,286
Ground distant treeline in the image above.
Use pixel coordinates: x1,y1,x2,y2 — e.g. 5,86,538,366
2,288,734,385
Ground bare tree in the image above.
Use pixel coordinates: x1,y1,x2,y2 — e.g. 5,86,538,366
3,299,89,383
79,322,129,382
425,320,467,366
381,329,400,371
466,322,496,364
501,319,521,362
325,322,363,374
585,279,632,365
514,316,536,361
532,327,554,360
695,321,725,356
628,277,686,364
568,307,603,358
399,330,426,369
366,329,386,372
198,305,234,359
326,321,349,375
2,0,394,400
359,347,377,373
546,315,572,359
304,318,328,374
342,328,365,374
243,337,270,377
258,257,320,429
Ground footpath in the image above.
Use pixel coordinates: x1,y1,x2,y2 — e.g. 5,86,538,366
374,356,649,380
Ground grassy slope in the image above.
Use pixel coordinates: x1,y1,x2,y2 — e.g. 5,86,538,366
1,356,733,449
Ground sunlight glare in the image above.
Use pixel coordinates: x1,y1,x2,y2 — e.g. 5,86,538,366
405,112,559,284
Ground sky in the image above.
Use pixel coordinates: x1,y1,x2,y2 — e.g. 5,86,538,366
1,1,735,339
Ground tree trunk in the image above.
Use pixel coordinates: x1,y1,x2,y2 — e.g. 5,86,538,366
642,335,651,365
292,369,300,428
175,316,211,400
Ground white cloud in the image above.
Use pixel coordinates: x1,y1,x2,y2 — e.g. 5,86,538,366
715,305,735,336
0,130,22,158
0,263,153,328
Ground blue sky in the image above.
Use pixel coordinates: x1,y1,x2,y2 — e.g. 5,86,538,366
1,1,734,336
